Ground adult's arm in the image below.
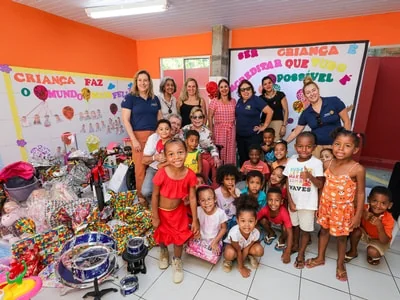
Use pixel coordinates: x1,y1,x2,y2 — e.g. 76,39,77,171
286,125,305,144
338,108,352,130
157,109,163,120
256,106,274,133
121,108,141,151
280,96,289,137
200,98,208,125
208,105,215,133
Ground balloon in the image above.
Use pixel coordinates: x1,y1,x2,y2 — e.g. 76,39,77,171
110,103,118,115
267,74,277,84
33,85,48,101
206,81,217,99
62,106,74,120
81,88,91,101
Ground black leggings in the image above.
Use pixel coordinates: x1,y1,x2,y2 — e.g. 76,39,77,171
236,133,262,167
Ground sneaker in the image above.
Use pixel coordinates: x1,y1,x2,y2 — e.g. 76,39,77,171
248,255,259,269
159,247,169,269
172,257,184,283
223,260,233,273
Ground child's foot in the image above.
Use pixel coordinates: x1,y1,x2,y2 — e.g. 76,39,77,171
264,234,277,245
248,255,259,269
294,256,305,269
159,247,169,269
223,260,233,273
336,268,348,281
305,257,325,269
367,256,381,265
172,257,184,283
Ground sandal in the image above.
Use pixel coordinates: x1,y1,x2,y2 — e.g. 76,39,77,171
344,253,358,263
336,268,348,281
264,234,277,245
305,258,325,269
294,257,305,269
274,242,287,251
367,256,381,266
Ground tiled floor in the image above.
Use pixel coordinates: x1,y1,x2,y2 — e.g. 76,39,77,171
37,230,400,300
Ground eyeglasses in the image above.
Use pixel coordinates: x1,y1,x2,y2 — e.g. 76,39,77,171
316,114,322,126
240,86,252,92
191,115,204,120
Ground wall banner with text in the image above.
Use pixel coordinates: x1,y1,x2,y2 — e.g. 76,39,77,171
229,41,369,137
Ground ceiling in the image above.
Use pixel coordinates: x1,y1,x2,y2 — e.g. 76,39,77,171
13,0,400,40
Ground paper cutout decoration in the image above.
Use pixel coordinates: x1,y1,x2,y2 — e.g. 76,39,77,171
108,83,116,90
62,106,74,120
81,88,91,101
33,85,48,101
30,145,51,159
0,64,12,73
61,132,74,146
110,103,118,115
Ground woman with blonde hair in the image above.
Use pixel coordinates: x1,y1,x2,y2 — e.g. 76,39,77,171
180,107,221,188
286,76,351,157
121,70,162,194
178,78,207,127
159,76,178,118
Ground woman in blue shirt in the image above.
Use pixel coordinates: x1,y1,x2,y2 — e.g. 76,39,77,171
121,70,162,195
286,76,351,157
235,80,274,167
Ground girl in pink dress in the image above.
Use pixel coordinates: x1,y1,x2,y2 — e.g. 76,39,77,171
208,79,237,165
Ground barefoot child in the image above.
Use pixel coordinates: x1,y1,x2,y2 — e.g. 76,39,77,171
305,128,366,282
152,138,200,283
186,186,228,264
223,195,264,278
345,186,394,266
284,131,324,269
257,187,293,263
215,164,241,230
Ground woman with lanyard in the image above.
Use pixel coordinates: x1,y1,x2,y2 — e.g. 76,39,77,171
260,75,289,141
121,70,162,194
286,76,351,156
208,79,237,165
158,76,178,118
235,79,274,167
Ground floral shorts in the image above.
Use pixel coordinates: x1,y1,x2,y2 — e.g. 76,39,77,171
317,199,354,236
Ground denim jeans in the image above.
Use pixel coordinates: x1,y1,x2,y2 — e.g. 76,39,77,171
141,166,157,202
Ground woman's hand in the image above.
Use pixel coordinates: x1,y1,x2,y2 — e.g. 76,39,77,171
213,156,221,168
131,139,141,152
279,125,286,138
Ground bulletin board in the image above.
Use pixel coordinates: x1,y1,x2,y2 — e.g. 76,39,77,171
229,41,369,136
0,65,132,167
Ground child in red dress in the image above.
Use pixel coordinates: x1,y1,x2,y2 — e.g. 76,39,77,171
152,138,200,283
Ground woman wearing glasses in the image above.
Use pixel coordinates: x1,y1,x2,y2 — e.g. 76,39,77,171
286,76,351,156
178,78,207,127
181,107,221,187
235,80,274,167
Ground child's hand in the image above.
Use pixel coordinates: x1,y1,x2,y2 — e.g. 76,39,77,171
367,214,383,227
289,202,297,212
152,216,160,228
281,251,291,264
349,214,361,229
227,185,237,197
183,195,190,206
210,240,220,255
261,144,270,152
191,219,200,236
300,166,311,180
238,266,251,278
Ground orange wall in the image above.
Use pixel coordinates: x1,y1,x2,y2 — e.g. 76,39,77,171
1,1,137,78
136,33,212,78
231,12,400,48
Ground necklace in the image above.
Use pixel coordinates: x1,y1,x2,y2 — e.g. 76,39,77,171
265,90,276,99
161,95,173,114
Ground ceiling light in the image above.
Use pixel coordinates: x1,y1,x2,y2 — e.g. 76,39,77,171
85,0,168,19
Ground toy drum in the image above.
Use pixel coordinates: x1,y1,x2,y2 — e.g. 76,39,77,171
60,232,116,270
72,245,111,283
120,275,139,296
126,238,145,256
